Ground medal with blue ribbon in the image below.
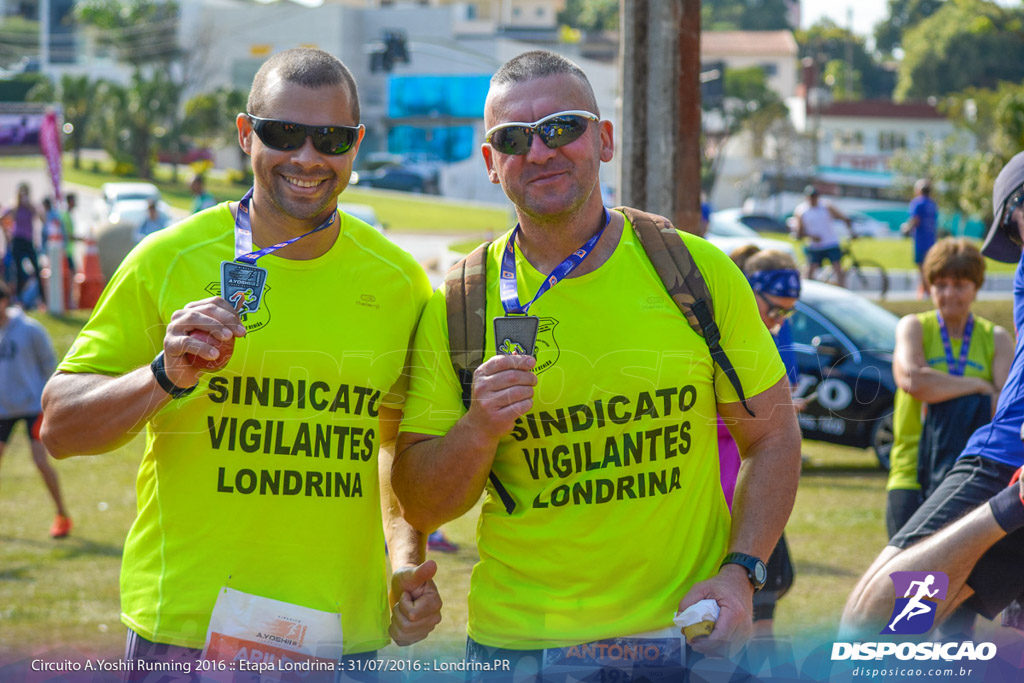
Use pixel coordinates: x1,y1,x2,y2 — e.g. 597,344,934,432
221,187,337,314
936,312,974,377
493,208,609,355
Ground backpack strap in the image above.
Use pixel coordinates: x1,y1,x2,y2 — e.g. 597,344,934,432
615,206,756,417
444,243,518,514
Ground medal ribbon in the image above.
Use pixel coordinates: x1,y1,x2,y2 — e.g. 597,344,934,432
936,311,974,377
499,208,610,315
233,187,337,263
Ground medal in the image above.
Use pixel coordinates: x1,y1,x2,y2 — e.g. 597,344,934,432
495,208,609,356
222,187,336,313
494,315,540,356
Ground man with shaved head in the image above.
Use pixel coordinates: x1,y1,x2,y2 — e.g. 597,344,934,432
41,48,440,672
393,50,801,677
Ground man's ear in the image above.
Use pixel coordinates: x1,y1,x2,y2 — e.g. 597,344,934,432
599,119,614,163
481,144,501,185
237,113,253,156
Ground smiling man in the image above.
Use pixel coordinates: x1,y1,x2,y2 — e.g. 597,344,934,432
393,50,801,678
40,48,440,671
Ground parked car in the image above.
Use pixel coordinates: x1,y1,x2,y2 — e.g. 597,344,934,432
707,212,797,259
100,182,161,208
712,208,788,234
358,164,440,194
339,203,385,232
788,280,898,468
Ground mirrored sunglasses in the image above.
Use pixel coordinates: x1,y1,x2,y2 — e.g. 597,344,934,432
1001,183,1024,247
485,110,598,156
756,291,796,320
247,114,361,155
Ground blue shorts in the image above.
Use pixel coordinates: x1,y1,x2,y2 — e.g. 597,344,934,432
805,245,842,266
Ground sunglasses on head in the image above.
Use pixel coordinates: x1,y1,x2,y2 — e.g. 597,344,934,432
485,110,598,156
1001,183,1024,247
247,114,361,156
756,291,796,320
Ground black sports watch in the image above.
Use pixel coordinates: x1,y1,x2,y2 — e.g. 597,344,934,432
151,351,197,399
720,552,767,592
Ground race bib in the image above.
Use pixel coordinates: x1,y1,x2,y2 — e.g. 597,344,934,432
202,587,343,681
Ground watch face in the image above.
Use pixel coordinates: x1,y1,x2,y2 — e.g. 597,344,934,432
754,561,768,586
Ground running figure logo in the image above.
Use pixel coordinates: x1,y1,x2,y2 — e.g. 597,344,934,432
229,288,256,312
881,571,949,635
499,338,526,355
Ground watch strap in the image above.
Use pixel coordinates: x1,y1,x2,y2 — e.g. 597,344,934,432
720,552,767,592
151,351,197,399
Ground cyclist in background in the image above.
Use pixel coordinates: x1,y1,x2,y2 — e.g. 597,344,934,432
793,185,854,287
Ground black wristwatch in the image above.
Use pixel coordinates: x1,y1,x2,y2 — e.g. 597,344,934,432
720,552,767,592
151,351,197,399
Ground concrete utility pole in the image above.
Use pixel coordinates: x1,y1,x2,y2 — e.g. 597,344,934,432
619,0,702,233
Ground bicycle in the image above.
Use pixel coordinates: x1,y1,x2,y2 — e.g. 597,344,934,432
807,240,889,299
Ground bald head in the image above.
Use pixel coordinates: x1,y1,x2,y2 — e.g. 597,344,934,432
487,50,598,118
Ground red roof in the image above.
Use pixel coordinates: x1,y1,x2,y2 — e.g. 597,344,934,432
819,100,944,119
701,31,798,57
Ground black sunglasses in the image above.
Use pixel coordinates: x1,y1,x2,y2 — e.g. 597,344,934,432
485,110,598,156
247,114,361,155
1001,183,1024,247
756,291,796,320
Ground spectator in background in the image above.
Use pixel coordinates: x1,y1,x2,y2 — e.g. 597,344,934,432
59,194,78,273
904,179,939,298
728,245,805,638
3,183,45,308
41,197,62,244
793,185,853,288
0,281,71,537
134,199,168,243
698,192,711,237
190,175,216,214
885,238,1012,638
886,238,1013,534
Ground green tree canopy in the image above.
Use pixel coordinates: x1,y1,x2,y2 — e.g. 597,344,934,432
896,0,1024,101
873,0,945,55
557,0,618,31
74,0,180,65
702,0,792,31
796,19,895,100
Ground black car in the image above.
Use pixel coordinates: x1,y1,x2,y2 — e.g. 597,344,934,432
787,280,898,468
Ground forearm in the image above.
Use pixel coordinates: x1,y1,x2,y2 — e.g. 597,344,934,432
899,367,991,403
728,428,802,560
379,441,426,570
393,419,500,531
41,368,171,458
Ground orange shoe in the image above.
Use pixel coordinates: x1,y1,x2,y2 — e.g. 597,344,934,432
50,515,72,538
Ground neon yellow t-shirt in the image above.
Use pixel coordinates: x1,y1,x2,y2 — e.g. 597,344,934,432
887,310,997,491
59,203,431,652
401,218,785,649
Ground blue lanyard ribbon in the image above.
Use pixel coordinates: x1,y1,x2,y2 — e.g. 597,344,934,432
233,187,337,263
499,208,610,315
936,312,974,377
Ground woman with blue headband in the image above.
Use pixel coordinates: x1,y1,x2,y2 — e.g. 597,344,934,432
724,246,805,639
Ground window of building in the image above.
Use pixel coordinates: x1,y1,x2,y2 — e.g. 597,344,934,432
833,129,864,152
760,63,778,77
879,131,907,151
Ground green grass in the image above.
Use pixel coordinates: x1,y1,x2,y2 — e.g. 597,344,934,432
762,231,1018,274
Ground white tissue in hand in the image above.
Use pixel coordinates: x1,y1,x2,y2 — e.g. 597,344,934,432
674,599,720,628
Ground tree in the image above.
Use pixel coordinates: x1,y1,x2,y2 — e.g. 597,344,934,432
796,19,896,100
890,81,1024,224
27,75,99,170
702,0,792,31
184,87,249,173
873,0,945,55
74,0,180,65
558,0,618,31
92,70,180,179
896,0,1024,101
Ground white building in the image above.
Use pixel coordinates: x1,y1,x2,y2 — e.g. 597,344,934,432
701,30,799,101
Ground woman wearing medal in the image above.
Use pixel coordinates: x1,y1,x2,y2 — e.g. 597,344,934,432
886,238,1014,538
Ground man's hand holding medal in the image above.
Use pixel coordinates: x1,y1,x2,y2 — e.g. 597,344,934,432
162,296,247,389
